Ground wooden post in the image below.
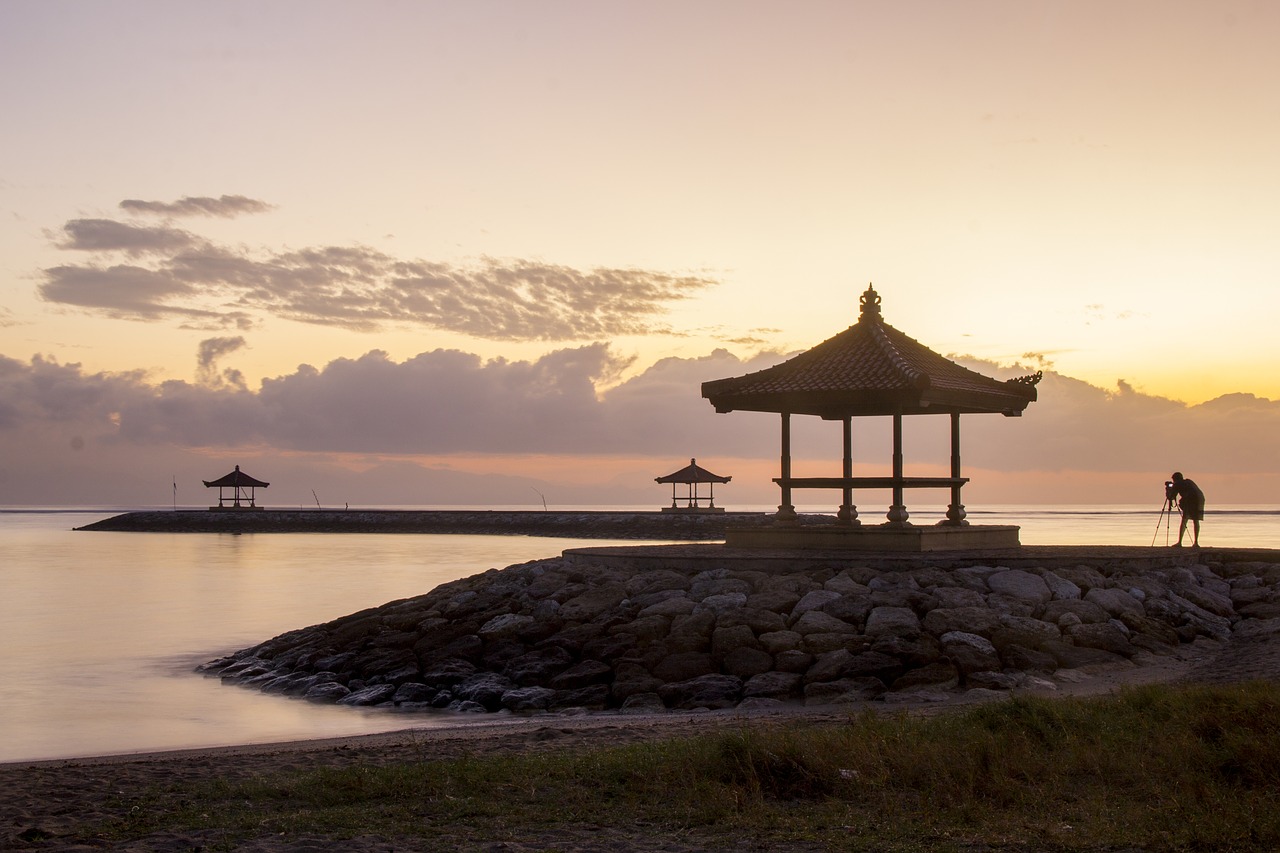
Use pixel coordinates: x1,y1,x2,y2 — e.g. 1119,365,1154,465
886,411,909,525
776,412,797,522
946,411,967,524
837,415,859,525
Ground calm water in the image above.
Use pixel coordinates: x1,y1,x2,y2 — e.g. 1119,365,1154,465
1,505,1276,763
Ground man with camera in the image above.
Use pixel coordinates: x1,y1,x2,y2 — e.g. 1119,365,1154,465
1165,472,1205,548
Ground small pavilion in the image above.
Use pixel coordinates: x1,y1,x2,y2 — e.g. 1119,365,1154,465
655,458,731,513
701,285,1040,551
202,465,270,511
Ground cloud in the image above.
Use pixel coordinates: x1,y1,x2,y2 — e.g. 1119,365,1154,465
56,219,199,256
197,336,249,390
2,347,1277,505
39,206,717,340
119,195,274,218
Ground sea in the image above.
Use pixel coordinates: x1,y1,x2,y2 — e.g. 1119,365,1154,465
2,504,1277,764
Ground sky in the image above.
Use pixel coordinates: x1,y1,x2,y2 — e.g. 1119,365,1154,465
2,1,1278,509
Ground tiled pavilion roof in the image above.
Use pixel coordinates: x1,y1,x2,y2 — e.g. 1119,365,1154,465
655,458,731,484
202,465,271,489
702,285,1040,418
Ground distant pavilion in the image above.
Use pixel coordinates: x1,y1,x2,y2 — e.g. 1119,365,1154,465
701,285,1040,550
203,465,270,511
655,458,731,513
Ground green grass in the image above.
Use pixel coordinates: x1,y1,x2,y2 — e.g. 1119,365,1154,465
93,681,1280,851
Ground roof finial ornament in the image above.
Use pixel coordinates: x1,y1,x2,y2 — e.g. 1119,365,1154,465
859,283,882,322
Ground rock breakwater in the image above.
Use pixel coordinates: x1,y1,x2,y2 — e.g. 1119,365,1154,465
199,547,1280,714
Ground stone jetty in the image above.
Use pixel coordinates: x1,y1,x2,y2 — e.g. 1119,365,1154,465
78,509,778,539
198,544,1280,713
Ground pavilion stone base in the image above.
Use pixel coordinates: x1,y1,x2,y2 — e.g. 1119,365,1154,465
725,523,1021,552
660,506,726,514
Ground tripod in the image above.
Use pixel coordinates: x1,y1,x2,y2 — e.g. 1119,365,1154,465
1151,497,1177,547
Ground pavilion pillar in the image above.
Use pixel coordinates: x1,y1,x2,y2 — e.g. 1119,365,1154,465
837,416,860,525
886,411,909,525
776,412,797,523
946,411,968,525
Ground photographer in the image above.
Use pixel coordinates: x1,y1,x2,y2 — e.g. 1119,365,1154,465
1165,472,1205,548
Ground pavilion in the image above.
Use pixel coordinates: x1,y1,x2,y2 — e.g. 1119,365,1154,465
202,465,270,511
655,458,731,513
701,285,1040,551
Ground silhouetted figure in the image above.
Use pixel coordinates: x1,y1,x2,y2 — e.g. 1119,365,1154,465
1165,472,1204,547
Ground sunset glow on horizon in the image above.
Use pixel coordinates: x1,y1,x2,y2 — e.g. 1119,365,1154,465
3,1,1278,507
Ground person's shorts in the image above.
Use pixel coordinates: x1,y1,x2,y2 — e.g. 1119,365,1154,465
1181,502,1205,521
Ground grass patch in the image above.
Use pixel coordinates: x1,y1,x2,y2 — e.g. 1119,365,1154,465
94,681,1280,851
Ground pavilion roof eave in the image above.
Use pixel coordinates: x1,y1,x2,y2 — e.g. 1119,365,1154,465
705,387,1035,419
202,469,271,489
655,460,732,484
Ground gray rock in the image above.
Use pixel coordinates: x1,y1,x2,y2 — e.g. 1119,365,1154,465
420,658,479,686
447,699,488,713
864,606,921,638
891,661,959,690
653,651,716,682
696,592,749,614
1084,588,1144,619
791,610,858,635
625,569,690,597
338,684,397,706
746,587,803,613
722,646,774,678
822,595,872,626
803,677,884,705
304,681,351,703
929,587,987,610
559,585,627,621
611,614,671,642
500,686,558,711
870,634,942,668
743,671,803,699
392,682,437,704
987,570,1052,606
716,607,787,635
548,660,613,690
639,597,695,617
922,606,1002,638
1065,622,1136,656
941,631,1002,676
620,692,666,713
658,674,743,710
1172,584,1235,619
481,612,537,637
1042,598,1110,624
966,671,1019,690
804,632,863,654
991,615,1061,651
550,684,610,711
712,624,760,658
773,649,815,673
1041,571,1082,600
758,630,804,654
793,589,843,615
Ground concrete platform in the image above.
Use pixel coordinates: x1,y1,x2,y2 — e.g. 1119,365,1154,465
724,523,1021,551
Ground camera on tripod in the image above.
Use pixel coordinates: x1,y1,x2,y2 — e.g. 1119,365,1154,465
1164,480,1176,501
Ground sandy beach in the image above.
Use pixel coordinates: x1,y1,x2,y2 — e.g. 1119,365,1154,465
6,620,1277,852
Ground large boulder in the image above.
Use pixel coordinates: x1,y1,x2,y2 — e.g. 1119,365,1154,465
987,570,1052,607
658,674,743,710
